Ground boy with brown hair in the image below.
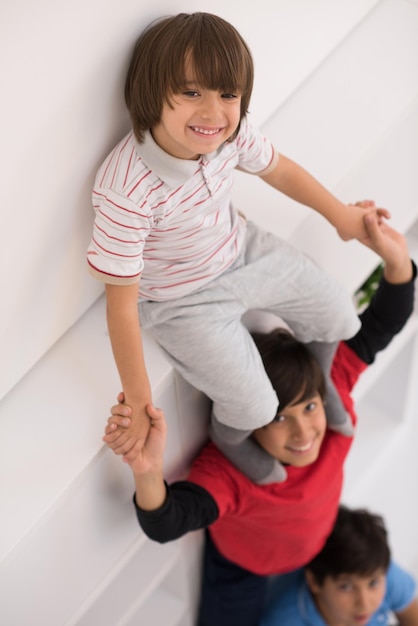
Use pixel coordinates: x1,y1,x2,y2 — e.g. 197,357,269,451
104,213,416,626
88,12,389,483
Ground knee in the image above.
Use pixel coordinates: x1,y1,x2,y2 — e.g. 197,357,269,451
210,414,251,444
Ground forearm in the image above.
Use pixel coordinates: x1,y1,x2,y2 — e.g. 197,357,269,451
134,481,219,543
346,260,416,364
383,255,414,284
106,284,152,406
261,154,346,227
134,469,166,511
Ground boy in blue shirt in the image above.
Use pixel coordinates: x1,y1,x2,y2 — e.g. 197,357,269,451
261,505,418,626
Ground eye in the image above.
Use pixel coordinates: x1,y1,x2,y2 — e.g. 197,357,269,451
221,92,239,100
305,401,317,412
369,576,383,589
183,90,200,98
337,582,353,592
273,413,286,424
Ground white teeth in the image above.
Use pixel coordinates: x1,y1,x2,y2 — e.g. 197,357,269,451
290,442,312,452
192,127,219,135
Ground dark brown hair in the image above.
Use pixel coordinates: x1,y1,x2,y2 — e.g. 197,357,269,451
125,13,254,143
307,505,391,584
252,328,326,411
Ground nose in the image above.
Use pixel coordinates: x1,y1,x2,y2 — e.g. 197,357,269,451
354,589,371,613
290,417,309,440
199,92,221,119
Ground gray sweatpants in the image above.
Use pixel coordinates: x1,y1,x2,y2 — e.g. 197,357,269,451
139,221,360,431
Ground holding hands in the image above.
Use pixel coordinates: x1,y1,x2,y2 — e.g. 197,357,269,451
104,393,168,511
337,199,391,242
104,392,167,476
353,200,412,284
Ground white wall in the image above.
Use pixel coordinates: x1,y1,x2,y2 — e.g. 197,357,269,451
2,1,418,624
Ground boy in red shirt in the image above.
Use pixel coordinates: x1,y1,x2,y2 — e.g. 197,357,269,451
104,213,416,626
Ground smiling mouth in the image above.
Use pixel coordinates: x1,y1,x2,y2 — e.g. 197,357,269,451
190,126,222,135
287,440,315,453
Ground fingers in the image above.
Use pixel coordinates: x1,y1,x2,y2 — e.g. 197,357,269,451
102,425,130,445
104,422,119,437
353,200,391,221
122,440,148,463
363,211,381,235
364,211,391,241
108,414,132,428
103,417,133,448
111,403,132,418
363,211,396,253
376,207,391,220
354,199,375,208
103,429,141,456
146,404,164,422
145,405,167,434
103,395,159,458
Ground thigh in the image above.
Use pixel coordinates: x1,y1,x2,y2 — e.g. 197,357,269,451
197,531,267,626
230,221,360,342
140,296,278,430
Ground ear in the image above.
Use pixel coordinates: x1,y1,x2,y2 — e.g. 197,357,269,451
305,569,322,595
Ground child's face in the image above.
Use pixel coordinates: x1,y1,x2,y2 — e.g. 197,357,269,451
151,66,241,160
308,570,387,626
252,394,326,467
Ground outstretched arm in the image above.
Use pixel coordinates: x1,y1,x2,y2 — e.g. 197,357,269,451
260,154,390,242
358,212,413,284
345,212,416,364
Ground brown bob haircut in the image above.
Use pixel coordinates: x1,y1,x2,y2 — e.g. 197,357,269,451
125,12,254,143
252,329,327,412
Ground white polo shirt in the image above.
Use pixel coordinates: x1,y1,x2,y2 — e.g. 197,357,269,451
87,116,278,301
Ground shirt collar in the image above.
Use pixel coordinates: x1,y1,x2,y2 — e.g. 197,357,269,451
135,130,221,188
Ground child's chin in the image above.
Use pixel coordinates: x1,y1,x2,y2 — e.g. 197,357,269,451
289,452,319,467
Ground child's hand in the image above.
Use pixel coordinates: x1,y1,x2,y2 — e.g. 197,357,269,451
361,212,412,284
103,392,152,461
103,395,167,474
103,392,132,447
337,200,391,242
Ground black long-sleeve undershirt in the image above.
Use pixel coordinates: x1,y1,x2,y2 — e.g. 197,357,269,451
135,261,416,543
346,261,416,364
135,480,219,543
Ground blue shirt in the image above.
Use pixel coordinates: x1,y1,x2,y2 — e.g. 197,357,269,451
260,561,416,626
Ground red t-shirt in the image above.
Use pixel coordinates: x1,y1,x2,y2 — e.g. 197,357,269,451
187,342,367,575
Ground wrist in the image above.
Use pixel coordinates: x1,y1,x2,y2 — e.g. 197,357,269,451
134,469,166,511
124,388,152,406
383,258,413,284
334,203,356,241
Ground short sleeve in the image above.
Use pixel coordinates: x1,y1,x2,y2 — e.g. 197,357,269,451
87,187,151,284
386,560,417,612
235,117,278,175
187,444,241,519
260,570,315,626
